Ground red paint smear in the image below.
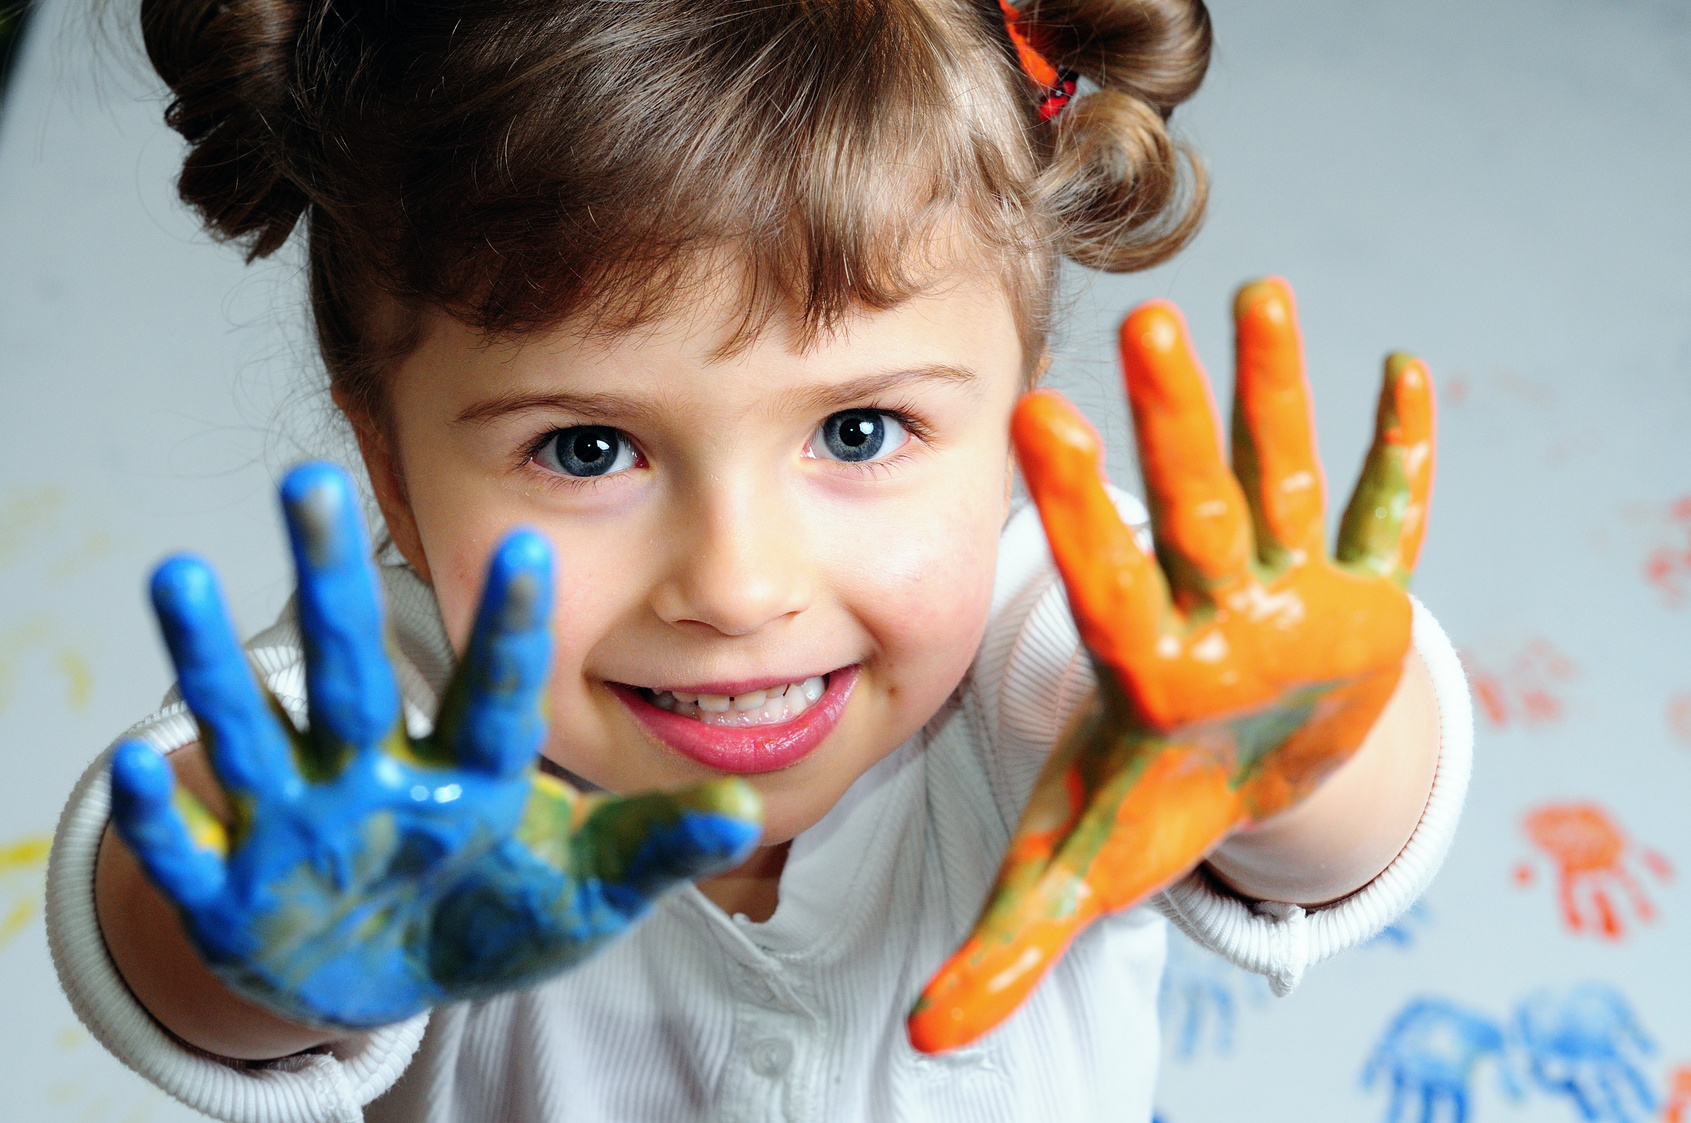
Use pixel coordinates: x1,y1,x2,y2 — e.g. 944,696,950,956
1461,640,1577,730
1668,692,1691,746
1665,1064,1691,1123
1520,801,1665,941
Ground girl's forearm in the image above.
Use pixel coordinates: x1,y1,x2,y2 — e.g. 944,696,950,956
94,744,340,1061
1204,648,1441,907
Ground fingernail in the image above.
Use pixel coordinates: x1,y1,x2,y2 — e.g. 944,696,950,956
281,463,354,568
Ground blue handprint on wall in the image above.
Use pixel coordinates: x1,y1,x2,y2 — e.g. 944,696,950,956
1158,931,1269,1061
1367,900,1432,950
1363,998,1514,1123
1514,983,1656,1123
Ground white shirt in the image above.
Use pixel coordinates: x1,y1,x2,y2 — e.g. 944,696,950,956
45,497,1473,1123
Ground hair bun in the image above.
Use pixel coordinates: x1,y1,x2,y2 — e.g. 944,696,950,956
142,0,308,258
1025,0,1211,272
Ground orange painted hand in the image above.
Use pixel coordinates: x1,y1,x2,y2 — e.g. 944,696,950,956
908,277,1436,1053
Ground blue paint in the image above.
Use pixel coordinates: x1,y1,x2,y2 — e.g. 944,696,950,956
1366,901,1432,950
1363,998,1515,1123
280,463,400,771
1514,983,1656,1123
1157,933,1269,1061
111,461,762,1027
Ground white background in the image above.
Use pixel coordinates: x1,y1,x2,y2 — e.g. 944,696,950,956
0,1,1687,1119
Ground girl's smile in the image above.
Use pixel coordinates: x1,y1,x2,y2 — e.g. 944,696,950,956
611,666,857,773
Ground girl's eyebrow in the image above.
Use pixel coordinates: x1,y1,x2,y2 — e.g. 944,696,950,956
453,391,666,427
787,364,981,412
453,365,979,427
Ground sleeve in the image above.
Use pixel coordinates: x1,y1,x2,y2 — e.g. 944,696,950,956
45,617,432,1123
1151,595,1473,996
980,501,1473,997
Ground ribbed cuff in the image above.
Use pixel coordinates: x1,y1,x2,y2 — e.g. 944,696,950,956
46,723,429,1123
1153,594,1473,995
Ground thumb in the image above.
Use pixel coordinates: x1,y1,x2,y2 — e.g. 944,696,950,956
577,780,763,907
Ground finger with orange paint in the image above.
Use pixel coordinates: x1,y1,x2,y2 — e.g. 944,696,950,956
1118,300,1255,608
908,278,1437,1054
1337,352,1437,586
1230,277,1327,571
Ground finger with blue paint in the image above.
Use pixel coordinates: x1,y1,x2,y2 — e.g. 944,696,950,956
110,460,762,1029
280,462,403,776
434,528,555,778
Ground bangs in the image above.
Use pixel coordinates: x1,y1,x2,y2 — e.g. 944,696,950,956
318,0,1049,354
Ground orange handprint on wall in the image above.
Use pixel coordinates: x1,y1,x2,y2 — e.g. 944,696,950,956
1464,639,1577,729
1642,496,1691,606
1664,1065,1691,1123
1513,802,1673,940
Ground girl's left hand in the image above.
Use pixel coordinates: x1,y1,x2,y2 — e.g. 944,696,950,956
909,277,1436,1053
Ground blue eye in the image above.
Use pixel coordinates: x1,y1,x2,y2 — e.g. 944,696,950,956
811,410,910,464
536,426,638,478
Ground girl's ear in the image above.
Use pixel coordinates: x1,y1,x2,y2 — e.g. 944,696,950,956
332,389,434,585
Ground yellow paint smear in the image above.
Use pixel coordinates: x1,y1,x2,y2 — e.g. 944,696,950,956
0,485,65,569
0,834,49,873
0,834,50,952
56,649,94,710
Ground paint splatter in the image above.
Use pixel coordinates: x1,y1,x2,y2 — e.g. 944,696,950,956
1463,638,1578,729
1363,998,1515,1123
55,649,93,710
1667,692,1691,747
0,486,65,570
1158,932,1270,1061
1366,900,1432,950
1663,1065,1691,1123
1515,983,1656,1123
0,616,51,715
1515,803,1672,940
1641,496,1691,607
0,833,50,952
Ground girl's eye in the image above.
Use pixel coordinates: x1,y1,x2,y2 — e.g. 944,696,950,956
534,426,639,478
809,409,911,464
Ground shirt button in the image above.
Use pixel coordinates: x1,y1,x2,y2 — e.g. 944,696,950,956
748,974,779,1003
750,1037,793,1077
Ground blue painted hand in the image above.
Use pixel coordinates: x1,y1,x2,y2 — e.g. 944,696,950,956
109,463,762,1028
1363,998,1517,1123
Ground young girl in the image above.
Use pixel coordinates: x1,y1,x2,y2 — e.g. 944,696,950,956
47,0,1471,1119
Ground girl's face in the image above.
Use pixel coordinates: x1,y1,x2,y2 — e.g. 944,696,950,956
372,269,1024,844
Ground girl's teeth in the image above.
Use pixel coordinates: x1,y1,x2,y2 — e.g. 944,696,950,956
646,675,830,726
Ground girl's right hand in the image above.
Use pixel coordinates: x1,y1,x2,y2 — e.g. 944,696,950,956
109,463,762,1029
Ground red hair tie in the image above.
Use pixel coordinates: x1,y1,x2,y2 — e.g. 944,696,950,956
997,0,1078,121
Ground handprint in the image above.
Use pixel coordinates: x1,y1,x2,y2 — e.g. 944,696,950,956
1515,983,1656,1123
1158,931,1269,1061
111,463,762,1027
1363,998,1514,1123
1516,802,1671,941
909,278,1435,1051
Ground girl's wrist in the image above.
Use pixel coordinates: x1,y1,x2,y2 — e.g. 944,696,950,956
1203,647,1441,907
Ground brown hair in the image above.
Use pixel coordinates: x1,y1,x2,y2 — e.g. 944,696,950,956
141,0,1210,427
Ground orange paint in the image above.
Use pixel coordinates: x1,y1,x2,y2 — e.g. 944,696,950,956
1462,638,1576,729
1663,1064,1691,1123
1519,802,1668,941
910,279,1436,1051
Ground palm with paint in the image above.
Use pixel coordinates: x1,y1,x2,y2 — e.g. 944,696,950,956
909,278,1436,1051
110,464,761,1028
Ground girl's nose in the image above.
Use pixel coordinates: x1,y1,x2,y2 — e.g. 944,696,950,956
649,484,813,637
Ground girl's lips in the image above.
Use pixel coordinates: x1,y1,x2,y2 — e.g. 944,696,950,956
610,666,860,774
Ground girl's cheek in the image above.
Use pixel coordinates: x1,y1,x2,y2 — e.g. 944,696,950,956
848,489,1001,673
